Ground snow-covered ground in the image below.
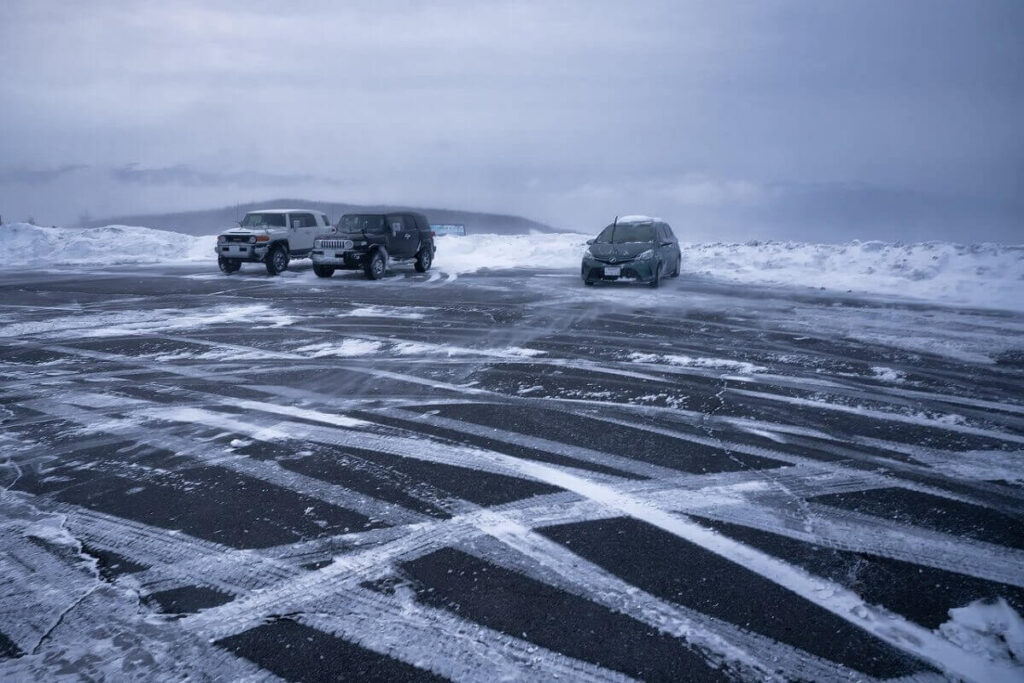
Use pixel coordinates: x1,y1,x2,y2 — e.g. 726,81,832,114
2,223,1021,311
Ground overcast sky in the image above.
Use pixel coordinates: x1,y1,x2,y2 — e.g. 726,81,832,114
1,0,1021,240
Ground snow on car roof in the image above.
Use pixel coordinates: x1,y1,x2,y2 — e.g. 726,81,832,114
616,215,662,223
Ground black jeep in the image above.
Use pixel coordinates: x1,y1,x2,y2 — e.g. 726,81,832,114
311,212,436,279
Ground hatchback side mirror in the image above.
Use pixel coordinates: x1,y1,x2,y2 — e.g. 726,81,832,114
586,238,595,245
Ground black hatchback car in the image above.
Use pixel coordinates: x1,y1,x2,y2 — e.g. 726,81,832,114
581,216,681,287
311,212,435,279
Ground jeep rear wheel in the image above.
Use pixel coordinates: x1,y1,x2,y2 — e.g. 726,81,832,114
313,264,335,278
414,246,433,273
364,251,386,280
265,245,289,276
218,256,241,274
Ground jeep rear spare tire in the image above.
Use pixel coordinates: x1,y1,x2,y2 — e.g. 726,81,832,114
265,245,289,276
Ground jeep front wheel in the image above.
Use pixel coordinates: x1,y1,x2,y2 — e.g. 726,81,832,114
414,246,433,273
313,264,335,278
218,256,241,274
364,251,386,280
265,245,289,276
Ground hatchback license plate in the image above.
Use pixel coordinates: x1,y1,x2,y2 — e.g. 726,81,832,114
604,266,621,277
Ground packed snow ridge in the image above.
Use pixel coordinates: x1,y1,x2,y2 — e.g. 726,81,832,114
2,222,1021,311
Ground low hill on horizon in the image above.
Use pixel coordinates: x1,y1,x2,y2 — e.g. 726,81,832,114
79,199,560,236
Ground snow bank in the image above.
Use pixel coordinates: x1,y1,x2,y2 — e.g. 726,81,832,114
0,223,214,266
436,234,1023,311
435,232,588,274
2,223,1020,311
684,240,1024,312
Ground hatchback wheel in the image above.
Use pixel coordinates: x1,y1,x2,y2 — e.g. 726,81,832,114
648,263,662,288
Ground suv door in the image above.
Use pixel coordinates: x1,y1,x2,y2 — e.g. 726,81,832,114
286,213,317,253
385,214,417,258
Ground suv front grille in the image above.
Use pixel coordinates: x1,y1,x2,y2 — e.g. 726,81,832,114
224,235,251,243
317,239,354,250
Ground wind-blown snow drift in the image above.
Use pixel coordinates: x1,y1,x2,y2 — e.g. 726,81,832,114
0,223,214,266
1,223,1020,310
437,234,1023,311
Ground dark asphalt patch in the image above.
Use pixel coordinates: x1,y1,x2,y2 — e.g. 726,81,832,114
810,487,1024,550
401,547,729,682
0,631,22,660
538,517,931,678
276,449,453,519
81,544,149,581
145,585,233,615
215,618,446,682
354,410,641,479
429,403,787,474
694,516,1024,629
49,466,385,549
340,446,560,507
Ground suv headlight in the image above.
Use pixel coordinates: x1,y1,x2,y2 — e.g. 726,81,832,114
637,249,654,261
249,235,257,244
217,235,225,243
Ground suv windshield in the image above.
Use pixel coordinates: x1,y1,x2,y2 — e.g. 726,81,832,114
240,213,287,228
339,214,385,234
596,222,656,244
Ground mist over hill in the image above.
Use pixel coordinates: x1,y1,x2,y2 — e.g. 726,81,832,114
79,199,560,236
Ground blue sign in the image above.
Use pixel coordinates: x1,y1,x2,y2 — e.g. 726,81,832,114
431,224,466,236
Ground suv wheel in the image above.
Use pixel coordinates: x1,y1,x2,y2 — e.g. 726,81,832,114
414,246,433,273
313,264,335,278
648,263,662,289
364,251,386,280
218,256,240,274
265,245,289,276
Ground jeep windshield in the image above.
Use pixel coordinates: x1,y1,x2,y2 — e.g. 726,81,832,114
595,222,656,244
339,215,385,234
240,213,286,228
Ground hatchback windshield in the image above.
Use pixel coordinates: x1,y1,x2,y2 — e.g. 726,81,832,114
241,213,286,228
339,214,385,233
595,222,656,244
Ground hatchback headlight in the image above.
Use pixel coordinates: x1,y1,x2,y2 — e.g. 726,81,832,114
583,248,594,259
637,249,654,261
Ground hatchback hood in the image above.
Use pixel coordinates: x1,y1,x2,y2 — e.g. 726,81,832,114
588,242,654,260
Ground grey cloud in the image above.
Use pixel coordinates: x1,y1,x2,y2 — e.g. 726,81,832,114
109,164,340,188
0,165,88,184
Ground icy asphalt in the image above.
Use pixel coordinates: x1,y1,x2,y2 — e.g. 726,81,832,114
1,261,1023,681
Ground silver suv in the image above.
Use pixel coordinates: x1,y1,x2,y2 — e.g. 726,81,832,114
215,209,331,275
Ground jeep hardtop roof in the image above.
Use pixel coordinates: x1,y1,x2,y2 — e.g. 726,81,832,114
245,208,324,215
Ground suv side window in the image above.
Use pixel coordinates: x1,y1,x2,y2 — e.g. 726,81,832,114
296,213,318,228
402,215,417,232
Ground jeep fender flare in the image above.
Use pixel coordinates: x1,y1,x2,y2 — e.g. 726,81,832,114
368,244,388,268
